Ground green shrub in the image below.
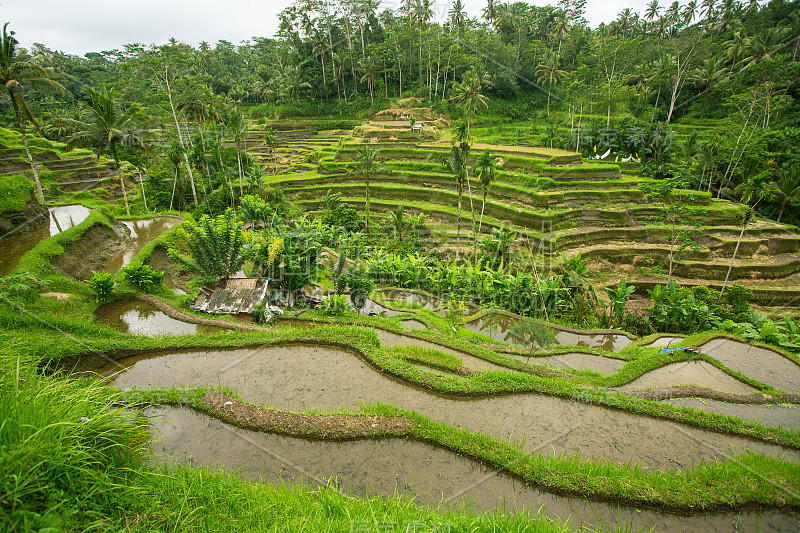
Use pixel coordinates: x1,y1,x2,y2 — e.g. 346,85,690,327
87,271,115,302
121,263,164,293
252,301,270,323
319,294,349,316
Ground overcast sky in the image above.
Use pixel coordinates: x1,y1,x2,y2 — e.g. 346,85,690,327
3,0,652,56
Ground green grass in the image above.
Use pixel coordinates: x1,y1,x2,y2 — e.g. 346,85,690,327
0,173,33,214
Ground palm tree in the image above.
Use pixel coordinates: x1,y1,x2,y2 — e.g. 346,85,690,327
348,147,386,232
721,173,776,295
473,149,496,233
482,0,497,25
682,0,698,25
645,0,662,22
57,86,144,215
774,168,800,223
450,70,489,136
280,66,311,106
439,144,469,263
0,23,64,203
694,55,726,118
535,49,565,116
225,107,249,196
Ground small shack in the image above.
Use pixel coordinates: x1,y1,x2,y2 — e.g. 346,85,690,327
411,123,423,134
190,278,269,315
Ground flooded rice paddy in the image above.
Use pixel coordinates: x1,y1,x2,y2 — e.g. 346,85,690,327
104,217,182,273
0,205,92,276
621,361,757,395
465,313,633,352
103,345,798,470
96,299,222,336
147,406,799,533
700,339,800,394
668,398,800,432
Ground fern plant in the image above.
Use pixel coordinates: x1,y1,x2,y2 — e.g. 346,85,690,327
121,263,164,293
87,271,115,303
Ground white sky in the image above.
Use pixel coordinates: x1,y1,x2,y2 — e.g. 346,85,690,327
3,0,652,56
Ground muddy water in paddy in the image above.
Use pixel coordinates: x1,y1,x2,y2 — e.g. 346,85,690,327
700,339,800,394
465,313,632,352
621,361,757,395
508,351,625,374
645,336,686,348
104,345,797,470
147,407,798,533
668,398,800,432
96,299,222,336
374,330,511,373
104,217,182,273
0,205,92,276
401,319,427,330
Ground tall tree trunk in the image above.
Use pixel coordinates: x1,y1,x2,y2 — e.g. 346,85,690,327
456,184,461,263
479,188,487,233
12,101,45,203
365,174,370,232
721,208,752,296
164,70,198,205
112,149,130,216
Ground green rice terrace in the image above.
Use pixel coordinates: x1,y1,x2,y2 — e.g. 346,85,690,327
2,2,800,532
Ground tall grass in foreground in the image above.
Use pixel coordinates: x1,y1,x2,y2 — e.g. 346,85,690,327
0,356,145,531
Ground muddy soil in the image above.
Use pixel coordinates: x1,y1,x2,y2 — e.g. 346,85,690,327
0,196,48,240
143,245,192,293
700,339,800,393
146,406,798,533
96,298,223,337
104,217,182,273
52,220,130,280
621,361,757,395
102,345,797,470
668,397,800,432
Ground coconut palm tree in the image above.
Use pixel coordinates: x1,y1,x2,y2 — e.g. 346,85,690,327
645,0,662,22
535,49,565,116
473,149,496,233
348,146,386,232
450,69,489,136
0,23,64,203
56,86,144,215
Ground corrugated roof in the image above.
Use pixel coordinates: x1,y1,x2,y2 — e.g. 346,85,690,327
190,278,269,315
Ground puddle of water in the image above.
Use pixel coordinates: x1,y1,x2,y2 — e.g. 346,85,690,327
104,217,182,273
667,398,800,432
701,339,800,394
402,319,427,330
621,361,757,396
49,205,90,235
96,299,222,336
104,345,797,470
465,313,631,352
147,406,798,533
